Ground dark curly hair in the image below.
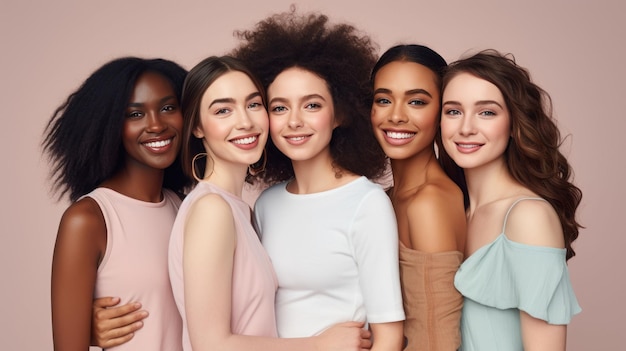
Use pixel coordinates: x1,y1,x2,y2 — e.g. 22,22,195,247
180,55,267,184
231,7,386,183
42,57,191,202
371,44,468,206
442,50,583,260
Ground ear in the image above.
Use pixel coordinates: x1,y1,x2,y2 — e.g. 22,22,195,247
193,125,204,139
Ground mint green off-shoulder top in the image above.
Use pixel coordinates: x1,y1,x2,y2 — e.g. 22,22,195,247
454,198,582,351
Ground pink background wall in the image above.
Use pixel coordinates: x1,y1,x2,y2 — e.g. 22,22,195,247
2,0,623,349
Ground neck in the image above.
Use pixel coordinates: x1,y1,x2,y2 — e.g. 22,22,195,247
389,148,436,198
289,149,352,194
103,166,165,203
464,157,521,214
203,161,248,198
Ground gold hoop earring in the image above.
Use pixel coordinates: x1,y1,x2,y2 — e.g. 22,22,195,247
191,153,214,182
191,153,207,182
248,148,267,176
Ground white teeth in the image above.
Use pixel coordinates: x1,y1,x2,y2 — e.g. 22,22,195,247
144,139,171,148
232,136,257,145
386,131,415,139
288,136,306,141
457,144,478,149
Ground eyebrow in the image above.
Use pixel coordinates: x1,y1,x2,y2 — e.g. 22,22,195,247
269,93,327,105
442,100,503,109
374,88,433,98
209,92,262,108
127,95,177,108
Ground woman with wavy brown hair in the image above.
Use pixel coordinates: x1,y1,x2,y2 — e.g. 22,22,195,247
439,50,582,351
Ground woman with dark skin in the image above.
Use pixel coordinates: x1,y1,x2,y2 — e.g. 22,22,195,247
440,50,582,351
370,44,466,351
44,57,190,350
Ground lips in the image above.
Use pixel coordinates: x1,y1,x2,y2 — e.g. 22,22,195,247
455,142,482,153
230,134,261,150
142,137,174,153
231,135,258,145
385,130,415,140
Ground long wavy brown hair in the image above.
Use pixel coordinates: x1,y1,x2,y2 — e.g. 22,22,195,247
442,50,583,260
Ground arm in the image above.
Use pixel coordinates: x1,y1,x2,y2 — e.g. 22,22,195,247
352,189,405,351
183,194,370,351
506,199,567,350
406,184,466,253
520,312,567,351
51,198,106,350
91,297,148,348
369,322,403,351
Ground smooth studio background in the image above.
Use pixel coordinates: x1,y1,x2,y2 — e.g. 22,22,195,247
1,0,623,349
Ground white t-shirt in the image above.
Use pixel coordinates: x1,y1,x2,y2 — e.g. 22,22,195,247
254,176,405,337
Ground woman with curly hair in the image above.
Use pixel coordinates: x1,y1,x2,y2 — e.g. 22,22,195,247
440,50,582,350
370,44,467,351
232,8,405,351
43,57,190,350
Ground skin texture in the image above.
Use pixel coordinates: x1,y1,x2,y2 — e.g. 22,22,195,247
51,72,183,350
268,67,404,351
441,72,567,350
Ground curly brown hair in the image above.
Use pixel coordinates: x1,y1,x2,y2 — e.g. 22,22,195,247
442,50,583,260
231,7,386,184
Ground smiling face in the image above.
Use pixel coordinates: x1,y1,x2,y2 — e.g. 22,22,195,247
194,70,268,169
267,67,337,164
371,61,440,160
122,71,183,172
440,72,511,171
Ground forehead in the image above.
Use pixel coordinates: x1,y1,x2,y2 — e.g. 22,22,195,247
443,73,504,102
202,71,257,101
374,61,438,89
130,72,175,101
268,67,331,97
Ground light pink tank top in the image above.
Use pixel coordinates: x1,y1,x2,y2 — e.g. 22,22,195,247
168,182,278,350
87,187,183,351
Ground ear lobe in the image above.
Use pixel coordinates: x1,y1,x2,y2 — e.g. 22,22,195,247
193,126,204,139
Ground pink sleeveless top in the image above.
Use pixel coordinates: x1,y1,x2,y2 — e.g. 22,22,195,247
168,182,278,350
86,187,183,351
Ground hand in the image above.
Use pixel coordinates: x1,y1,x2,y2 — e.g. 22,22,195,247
90,297,148,348
315,321,373,351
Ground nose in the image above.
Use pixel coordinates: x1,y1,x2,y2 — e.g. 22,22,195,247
146,112,166,133
236,107,254,130
459,115,476,136
389,103,407,123
287,110,303,129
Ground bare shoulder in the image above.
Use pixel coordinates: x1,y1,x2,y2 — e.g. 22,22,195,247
57,197,106,242
504,199,564,248
407,180,464,219
405,181,466,252
54,197,106,265
186,193,233,225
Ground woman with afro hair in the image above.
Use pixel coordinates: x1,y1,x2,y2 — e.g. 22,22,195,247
232,7,405,351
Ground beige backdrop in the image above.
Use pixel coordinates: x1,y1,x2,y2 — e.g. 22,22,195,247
2,0,623,349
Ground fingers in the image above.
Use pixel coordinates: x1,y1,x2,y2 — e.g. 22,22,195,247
94,301,144,320
93,296,121,308
335,321,366,328
94,308,148,331
359,328,371,339
97,328,137,349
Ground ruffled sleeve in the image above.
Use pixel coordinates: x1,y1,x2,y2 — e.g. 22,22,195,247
455,234,581,325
